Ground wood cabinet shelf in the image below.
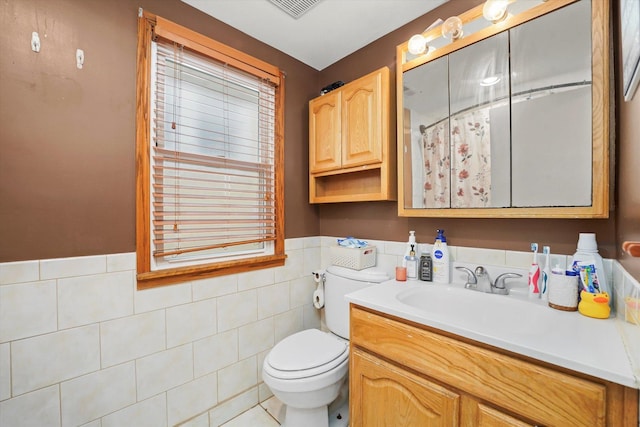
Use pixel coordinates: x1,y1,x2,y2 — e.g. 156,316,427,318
309,67,396,203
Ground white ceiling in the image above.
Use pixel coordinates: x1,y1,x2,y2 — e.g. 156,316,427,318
180,0,448,70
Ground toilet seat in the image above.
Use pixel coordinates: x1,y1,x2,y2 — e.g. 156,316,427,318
265,329,348,380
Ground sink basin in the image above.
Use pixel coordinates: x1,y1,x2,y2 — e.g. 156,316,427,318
395,284,549,335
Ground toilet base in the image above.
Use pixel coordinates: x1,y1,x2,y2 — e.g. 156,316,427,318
282,405,328,427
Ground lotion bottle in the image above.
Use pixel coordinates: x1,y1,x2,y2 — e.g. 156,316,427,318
432,229,450,284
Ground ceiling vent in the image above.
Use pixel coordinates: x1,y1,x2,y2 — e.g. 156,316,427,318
267,0,322,19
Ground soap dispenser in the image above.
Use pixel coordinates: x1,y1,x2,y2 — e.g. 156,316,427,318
405,244,418,280
402,231,417,268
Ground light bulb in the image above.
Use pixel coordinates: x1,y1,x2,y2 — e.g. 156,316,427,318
442,16,463,40
483,0,509,23
408,34,427,55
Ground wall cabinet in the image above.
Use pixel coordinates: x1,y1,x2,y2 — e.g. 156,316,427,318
309,67,396,203
350,305,639,427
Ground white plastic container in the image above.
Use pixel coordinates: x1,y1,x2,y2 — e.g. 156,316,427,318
432,229,450,284
571,233,610,299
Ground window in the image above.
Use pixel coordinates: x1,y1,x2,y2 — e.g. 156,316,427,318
135,12,285,288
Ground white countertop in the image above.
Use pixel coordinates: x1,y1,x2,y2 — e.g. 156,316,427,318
345,279,638,389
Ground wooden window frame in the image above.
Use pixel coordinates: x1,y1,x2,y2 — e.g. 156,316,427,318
135,11,285,289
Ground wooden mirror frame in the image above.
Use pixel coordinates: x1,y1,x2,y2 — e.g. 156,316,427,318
396,0,609,218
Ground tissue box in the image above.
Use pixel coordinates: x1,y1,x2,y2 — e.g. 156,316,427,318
330,246,376,270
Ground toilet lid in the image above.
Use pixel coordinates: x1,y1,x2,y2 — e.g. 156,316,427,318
267,329,348,374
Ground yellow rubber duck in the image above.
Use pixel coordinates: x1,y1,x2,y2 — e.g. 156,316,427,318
578,291,610,319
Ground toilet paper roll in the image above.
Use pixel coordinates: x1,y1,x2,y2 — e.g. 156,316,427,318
312,270,325,283
313,289,325,309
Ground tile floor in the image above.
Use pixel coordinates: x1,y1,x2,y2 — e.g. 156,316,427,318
221,396,284,426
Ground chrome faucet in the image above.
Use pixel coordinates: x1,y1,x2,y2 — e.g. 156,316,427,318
455,266,522,295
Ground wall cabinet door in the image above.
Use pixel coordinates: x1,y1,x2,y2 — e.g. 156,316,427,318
309,91,341,173
350,348,460,427
340,70,384,169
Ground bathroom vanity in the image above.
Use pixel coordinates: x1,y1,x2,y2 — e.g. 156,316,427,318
347,282,639,426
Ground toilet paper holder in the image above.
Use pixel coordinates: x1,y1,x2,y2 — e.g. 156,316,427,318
312,270,326,309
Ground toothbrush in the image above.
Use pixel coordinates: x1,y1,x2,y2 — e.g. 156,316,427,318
528,243,540,298
541,246,551,301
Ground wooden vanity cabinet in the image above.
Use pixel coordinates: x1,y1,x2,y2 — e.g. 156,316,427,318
350,305,639,427
308,66,396,203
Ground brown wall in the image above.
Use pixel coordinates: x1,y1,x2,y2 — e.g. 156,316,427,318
0,0,319,262
2,0,638,279
614,0,640,279
317,0,626,262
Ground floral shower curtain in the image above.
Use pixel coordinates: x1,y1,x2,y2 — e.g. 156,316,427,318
450,109,492,208
420,121,450,208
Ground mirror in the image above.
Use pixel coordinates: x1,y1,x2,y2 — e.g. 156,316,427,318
397,0,610,218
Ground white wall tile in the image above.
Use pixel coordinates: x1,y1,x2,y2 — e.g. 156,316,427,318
274,249,304,283
274,308,303,343
456,246,506,266
79,420,101,427
193,274,238,301
0,385,60,427
136,344,193,400
258,382,273,403
239,318,274,360
257,282,290,319
217,356,257,402
60,362,136,427
167,372,218,426
102,394,167,427
285,238,305,251
0,280,57,342
58,271,133,329
209,387,258,427
167,299,217,348
303,246,321,276
303,236,321,248
40,255,106,280
217,290,257,332
135,282,192,314
100,310,166,368
0,342,10,401
12,325,100,395
238,269,275,292
289,276,315,308
193,330,238,378
178,412,209,427
0,260,39,285
303,303,322,329
106,253,135,272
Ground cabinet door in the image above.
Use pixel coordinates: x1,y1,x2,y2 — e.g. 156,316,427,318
309,91,341,173
461,396,535,427
350,348,460,427
341,68,386,168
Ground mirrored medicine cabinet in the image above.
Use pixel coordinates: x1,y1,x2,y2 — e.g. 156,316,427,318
397,0,610,218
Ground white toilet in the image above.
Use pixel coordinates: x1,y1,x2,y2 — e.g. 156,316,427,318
262,265,389,427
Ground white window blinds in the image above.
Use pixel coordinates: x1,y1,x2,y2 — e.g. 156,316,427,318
151,39,276,266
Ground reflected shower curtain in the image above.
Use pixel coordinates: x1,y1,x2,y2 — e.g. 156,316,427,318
420,121,450,208
450,109,492,208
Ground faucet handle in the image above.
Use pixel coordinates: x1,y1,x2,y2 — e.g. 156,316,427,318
455,266,477,288
494,272,523,290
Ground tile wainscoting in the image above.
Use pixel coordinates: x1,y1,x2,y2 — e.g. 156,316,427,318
1,235,638,426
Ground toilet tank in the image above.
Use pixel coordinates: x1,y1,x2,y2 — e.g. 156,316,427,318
324,265,389,339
